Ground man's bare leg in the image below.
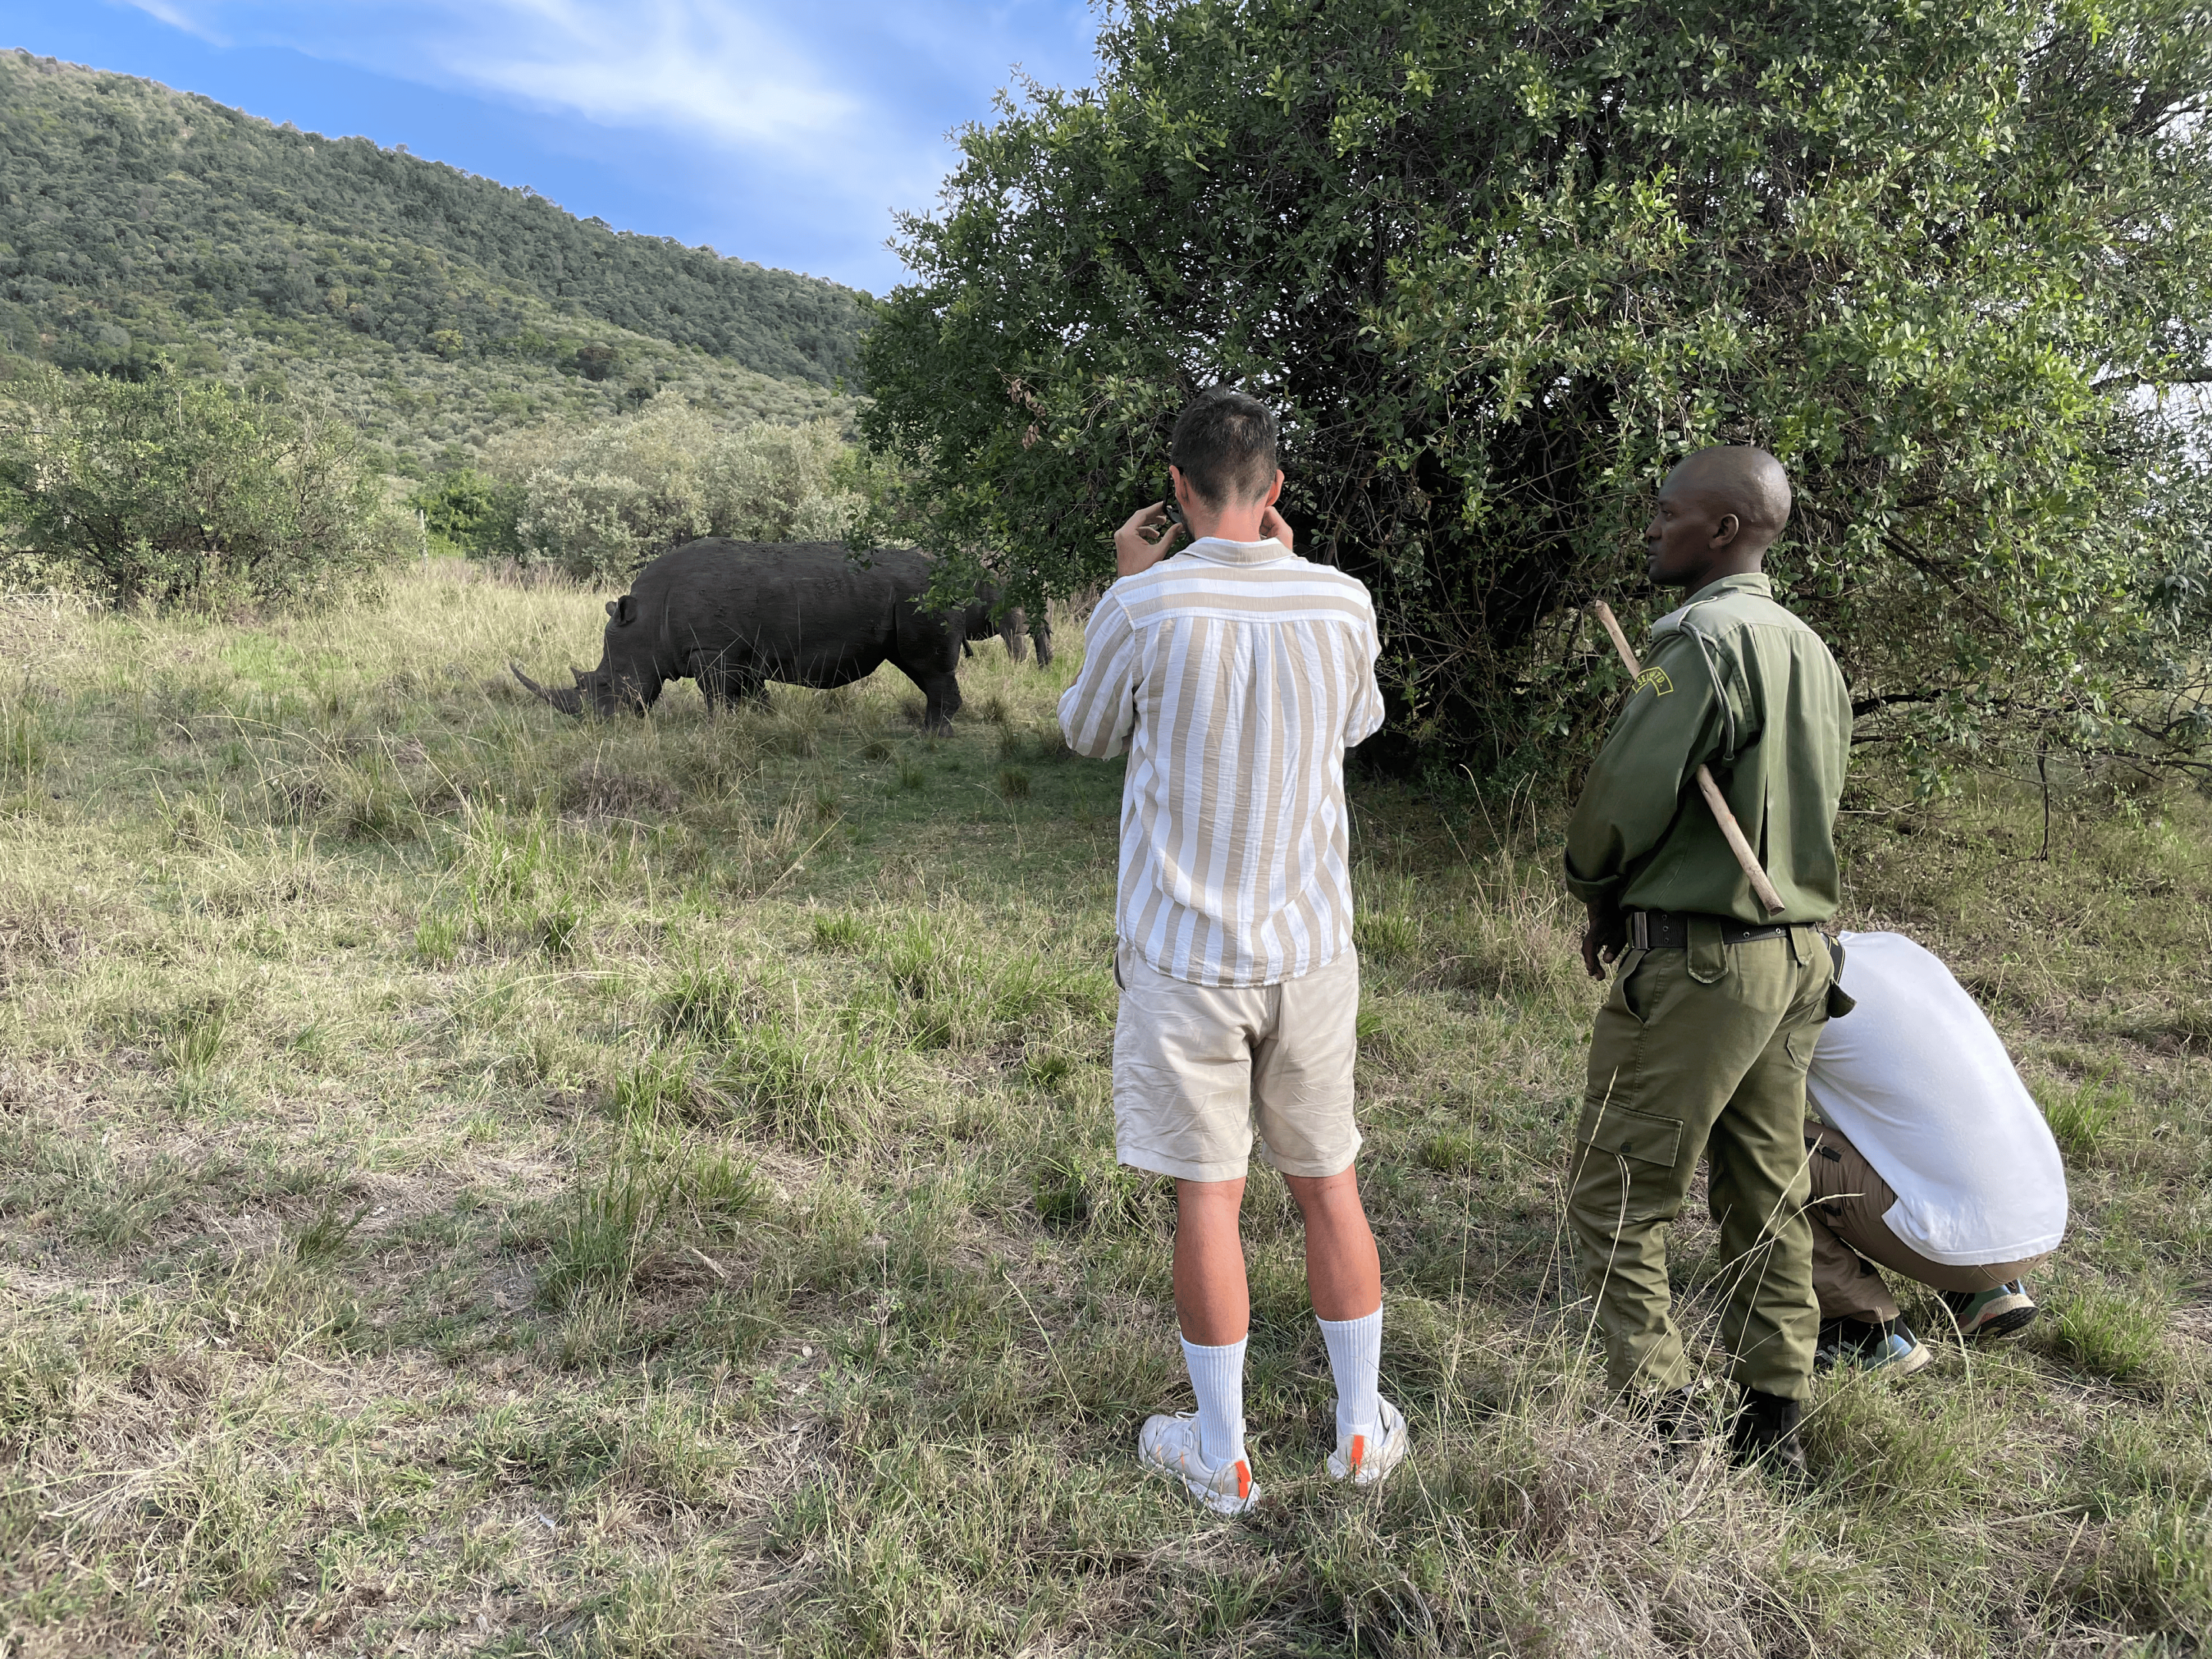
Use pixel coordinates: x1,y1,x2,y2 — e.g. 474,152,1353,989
1284,1166,1382,1320
1288,1164,1396,1476
1173,1177,1249,1344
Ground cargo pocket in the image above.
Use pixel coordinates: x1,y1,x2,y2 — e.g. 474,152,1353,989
1575,1101,1684,1169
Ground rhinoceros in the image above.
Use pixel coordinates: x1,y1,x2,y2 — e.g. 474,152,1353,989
512,538,1037,730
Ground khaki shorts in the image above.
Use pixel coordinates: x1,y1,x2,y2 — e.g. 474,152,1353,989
1111,943,1363,1183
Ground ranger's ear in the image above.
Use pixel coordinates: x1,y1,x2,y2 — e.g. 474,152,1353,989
606,594,637,626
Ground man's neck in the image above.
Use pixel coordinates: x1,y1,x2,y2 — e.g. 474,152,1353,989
1668,553,1767,596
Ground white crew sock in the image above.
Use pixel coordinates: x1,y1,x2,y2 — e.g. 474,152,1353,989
1179,1334,1248,1467
1318,1304,1382,1444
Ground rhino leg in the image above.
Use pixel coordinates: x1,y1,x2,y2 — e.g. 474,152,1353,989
918,670,962,731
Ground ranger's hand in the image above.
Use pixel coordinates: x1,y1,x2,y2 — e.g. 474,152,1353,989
1581,902,1628,981
1116,502,1184,578
1259,503,1294,552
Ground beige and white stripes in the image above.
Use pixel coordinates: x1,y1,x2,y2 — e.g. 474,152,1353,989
1058,537,1385,988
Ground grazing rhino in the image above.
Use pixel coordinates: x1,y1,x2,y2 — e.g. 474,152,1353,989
511,538,1031,730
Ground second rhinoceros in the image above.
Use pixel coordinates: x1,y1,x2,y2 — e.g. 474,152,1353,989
511,538,1035,730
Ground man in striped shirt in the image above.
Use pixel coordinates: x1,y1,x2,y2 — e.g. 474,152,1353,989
1058,389,1402,1515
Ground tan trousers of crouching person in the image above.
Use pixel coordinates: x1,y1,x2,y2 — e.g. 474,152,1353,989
1804,1121,2054,1323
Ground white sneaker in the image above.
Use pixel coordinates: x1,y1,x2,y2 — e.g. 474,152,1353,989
1137,1412,1260,1515
1326,1396,1409,1486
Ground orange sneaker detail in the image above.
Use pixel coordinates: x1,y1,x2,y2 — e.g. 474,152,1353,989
1235,1461,1250,1501
1349,1433,1365,1472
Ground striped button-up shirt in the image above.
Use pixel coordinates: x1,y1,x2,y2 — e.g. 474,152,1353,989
1058,536,1385,987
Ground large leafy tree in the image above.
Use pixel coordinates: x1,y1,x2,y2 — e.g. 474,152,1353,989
862,0,2212,778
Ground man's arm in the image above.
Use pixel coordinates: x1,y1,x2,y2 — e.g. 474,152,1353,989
1057,590,1141,759
1344,595,1386,749
1562,629,1728,969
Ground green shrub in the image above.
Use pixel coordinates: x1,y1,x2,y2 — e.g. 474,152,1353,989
0,362,404,608
408,467,523,558
491,403,863,581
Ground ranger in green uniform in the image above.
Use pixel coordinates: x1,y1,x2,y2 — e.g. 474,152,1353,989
1563,445,1853,1474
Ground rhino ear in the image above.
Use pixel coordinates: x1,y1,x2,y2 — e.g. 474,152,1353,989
608,594,637,626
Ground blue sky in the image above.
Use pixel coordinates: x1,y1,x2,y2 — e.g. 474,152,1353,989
2,0,1105,294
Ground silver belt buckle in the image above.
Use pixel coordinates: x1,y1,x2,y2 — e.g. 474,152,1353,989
1630,911,1649,951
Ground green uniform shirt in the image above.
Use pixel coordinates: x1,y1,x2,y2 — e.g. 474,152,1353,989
1564,573,1852,925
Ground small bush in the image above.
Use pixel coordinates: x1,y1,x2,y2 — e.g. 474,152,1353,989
0,362,403,608
997,766,1031,800
495,404,862,581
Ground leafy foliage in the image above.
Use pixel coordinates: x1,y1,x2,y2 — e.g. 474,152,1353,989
0,363,402,607
409,468,524,561
481,403,867,581
862,0,2212,777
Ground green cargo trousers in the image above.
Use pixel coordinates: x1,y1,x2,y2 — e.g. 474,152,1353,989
1567,923,1834,1402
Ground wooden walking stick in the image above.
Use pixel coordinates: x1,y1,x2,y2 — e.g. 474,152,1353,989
1591,601,1787,918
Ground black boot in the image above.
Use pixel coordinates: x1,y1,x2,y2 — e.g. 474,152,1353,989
1635,1385,1698,1450
1729,1389,1808,1477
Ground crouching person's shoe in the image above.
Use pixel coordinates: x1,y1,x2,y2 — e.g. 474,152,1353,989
1729,1389,1809,1479
1939,1279,2038,1340
1815,1316,1934,1376
1137,1412,1259,1515
1326,1397,1409,1486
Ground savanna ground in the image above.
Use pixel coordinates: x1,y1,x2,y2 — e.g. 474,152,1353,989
0,562,2207,1658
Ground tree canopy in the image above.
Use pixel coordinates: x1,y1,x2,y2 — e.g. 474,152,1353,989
862,0,2212,779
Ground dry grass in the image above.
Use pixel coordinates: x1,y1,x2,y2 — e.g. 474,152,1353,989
0,561,2206,1655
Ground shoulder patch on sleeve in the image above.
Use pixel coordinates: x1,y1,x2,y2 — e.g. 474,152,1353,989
1634,665,1674,697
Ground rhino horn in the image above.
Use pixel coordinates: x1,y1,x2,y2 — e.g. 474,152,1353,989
512,663,584,716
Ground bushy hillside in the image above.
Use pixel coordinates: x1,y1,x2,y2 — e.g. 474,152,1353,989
0,50,863,471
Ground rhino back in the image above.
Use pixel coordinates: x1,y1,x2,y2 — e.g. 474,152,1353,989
638,539,917,680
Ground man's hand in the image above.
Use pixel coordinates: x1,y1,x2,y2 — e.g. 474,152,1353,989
1258,503,1294,552
1115,502,1184,578
1581,902,1628,981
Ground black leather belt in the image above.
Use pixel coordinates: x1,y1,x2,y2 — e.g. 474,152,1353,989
1628,909,1794,950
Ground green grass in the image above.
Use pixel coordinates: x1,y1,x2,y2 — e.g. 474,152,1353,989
0,565,2209,1654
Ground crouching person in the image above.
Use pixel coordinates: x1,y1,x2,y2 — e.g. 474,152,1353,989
1057,389,1401,1515
1804,930,2068,1374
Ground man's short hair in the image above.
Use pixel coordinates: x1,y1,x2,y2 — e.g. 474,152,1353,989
1171,389,1279,506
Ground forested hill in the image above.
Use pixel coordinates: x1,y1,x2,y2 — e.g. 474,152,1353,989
0,49,869,387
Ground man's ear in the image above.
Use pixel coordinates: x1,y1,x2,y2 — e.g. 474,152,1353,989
1710,512,1741,549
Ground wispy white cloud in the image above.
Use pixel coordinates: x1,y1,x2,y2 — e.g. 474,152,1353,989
407,0,863,154
121,0,228,45
98,0,1100,286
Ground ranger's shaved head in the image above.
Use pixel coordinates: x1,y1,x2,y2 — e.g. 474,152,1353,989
1643,445,1795,591
1667,445,1793,540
